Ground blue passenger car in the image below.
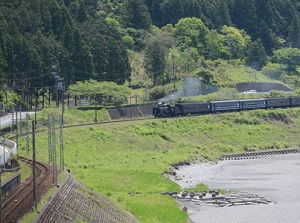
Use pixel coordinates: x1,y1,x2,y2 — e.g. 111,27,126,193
210,100,240,112
239,99,266,110
265,97,290,108
289,96,300,107
175,102,211,115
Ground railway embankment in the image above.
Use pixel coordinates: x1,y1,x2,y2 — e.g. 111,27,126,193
34,172,138,223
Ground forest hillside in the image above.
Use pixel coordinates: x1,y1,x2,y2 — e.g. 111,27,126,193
1,0,300,109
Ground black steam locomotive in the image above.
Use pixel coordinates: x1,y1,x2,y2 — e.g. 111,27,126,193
153,97,300,118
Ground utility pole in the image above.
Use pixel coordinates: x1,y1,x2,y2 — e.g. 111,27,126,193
55,76,64,123
32,121,37,210
16,108,18,154
3,140,5,176
26,114,30,155
11,108,14,134
48,114,52,164
172,53,176,92
61,90,64,126
0,136,2,223
0,153,2,223
51,116,57,185
34,87,38,127
19,104,22,134
129,97,132,119
51,65,59,108
59,116,64,171
94,98,97,123
56,84,59,108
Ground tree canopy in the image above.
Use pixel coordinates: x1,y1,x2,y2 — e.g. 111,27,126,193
1,0,300,107
68,80,130,105
0,0,131,108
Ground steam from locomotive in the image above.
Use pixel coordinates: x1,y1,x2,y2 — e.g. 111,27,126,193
159,77,202,103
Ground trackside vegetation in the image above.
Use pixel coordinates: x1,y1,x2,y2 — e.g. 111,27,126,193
17,107,300,223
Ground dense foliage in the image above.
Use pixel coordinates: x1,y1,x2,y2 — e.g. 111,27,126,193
0,0,130,109
1,0,300,109
68,80,130,105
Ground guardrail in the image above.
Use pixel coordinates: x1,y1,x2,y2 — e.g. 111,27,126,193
0,139,17,166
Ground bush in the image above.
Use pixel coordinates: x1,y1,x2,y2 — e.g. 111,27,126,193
149,86,167,100
268,90,286,98
234,117,261,125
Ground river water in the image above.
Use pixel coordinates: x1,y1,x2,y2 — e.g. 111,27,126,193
171,153,300,223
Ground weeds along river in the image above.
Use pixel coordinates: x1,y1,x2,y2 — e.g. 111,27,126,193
170,153,300,223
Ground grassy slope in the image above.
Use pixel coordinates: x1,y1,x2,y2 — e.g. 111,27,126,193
210,61,274,86
18,107,300,223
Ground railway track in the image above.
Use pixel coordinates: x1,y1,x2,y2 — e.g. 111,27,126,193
2,156,52,223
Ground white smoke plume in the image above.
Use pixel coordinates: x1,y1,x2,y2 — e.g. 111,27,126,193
159,77,201,103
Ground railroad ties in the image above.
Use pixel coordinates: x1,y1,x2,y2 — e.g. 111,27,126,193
162,190,273,207
219,149,300,161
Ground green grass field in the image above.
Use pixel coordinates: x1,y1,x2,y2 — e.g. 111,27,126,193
17,107,300,223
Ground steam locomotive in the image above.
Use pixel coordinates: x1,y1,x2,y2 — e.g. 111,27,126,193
153,96,300,118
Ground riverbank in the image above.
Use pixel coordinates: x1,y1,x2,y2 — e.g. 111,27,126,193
170,153,300,223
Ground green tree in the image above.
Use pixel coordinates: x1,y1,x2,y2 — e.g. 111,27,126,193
288,14,300,48
195,69,218,93
231,0,258,38
84,0,98,17
0,48,6,78
245,39,267,70
147,0,163,27
61,20,74,51
271,48,300,72
40,3,53,32
174,17,209,50
196,70,215,85
216,0,231,28
144,38,166,85
204,30,229,60
81,19,131,84
200,0,231,29
261,62,287,79
33,30,56,85
122,35,134,50
77,0,88,23
72,29,95,81
220,25,250,59
160,0,186,25
68,80,130,105
0,10,8,59
16,4,32,33
122,0,152,30
173,47,199,73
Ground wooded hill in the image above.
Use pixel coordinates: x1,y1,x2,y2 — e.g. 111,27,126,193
1,0,300,109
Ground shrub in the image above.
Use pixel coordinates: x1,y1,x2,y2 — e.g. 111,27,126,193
149,86,167,100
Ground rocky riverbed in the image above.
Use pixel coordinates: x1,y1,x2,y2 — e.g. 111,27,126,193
170,153,300,223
